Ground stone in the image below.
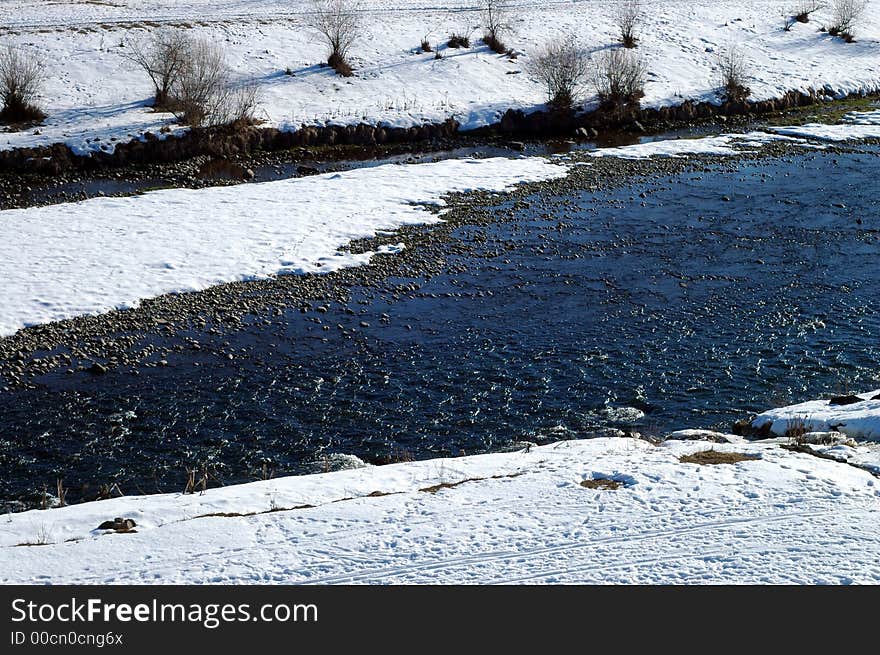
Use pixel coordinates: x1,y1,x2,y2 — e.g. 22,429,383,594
97,517,137,532
829,394,863,406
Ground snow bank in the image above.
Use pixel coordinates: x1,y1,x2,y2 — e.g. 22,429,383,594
0,156,568,337
3,0,880,154
771,110,880,141
1,437,877,584
753,390,880,441
585,131,803,159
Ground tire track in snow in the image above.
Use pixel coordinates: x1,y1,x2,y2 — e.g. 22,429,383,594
296,507,867,584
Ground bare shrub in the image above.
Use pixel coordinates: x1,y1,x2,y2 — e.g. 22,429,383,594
122,29,189,108
447,32,471,48
482,0,512,54
0,46,46,124
526,34,590,111
420,37,433,52
795,0,825,22
307,0,362,76
592,48,647,108
615,0,643,48
784,416,811,444
171,39,259,127
716,44,751,102
827,0,867,40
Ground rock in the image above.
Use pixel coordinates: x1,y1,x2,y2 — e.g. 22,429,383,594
665,429,743,444
731,418,772,438
508,141,526,151
586,427,627,439
243,168,255,180
88,362,108,375
829,394,863,406
96,517,137,532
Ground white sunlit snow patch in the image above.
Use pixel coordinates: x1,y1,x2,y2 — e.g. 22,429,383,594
752,390,880,441
0,156,568,337
584,131,805,159
770,110,880,142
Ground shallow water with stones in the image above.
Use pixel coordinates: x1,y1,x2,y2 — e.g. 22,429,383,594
1,145,879,509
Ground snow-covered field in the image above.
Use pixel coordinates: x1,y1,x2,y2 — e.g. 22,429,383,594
1,434,878,584
1,0,880,154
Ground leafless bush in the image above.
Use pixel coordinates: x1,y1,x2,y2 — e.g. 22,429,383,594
307,0,362,76
122,29,189,108
615,0,643,48
827,0,867,40
795,0,825,22
482,0,512,54
592,48,647,107
526,34,589,111
171,39,259,127
716,44,751,102
0,46,46,124
447,32,471,48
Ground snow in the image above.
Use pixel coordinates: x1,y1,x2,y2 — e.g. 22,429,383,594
584,131,799,159
753,390,880,441
771,110,880,141
2,0,880,154
1,436,877,584
0,155,568,337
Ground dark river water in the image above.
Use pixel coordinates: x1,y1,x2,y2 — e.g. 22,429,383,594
2,145,879,509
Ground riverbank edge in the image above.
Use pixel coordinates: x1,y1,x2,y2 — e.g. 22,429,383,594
2,86,877,178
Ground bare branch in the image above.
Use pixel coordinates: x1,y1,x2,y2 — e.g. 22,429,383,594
482,0,513,53
827,0,868,39
526,34,590,110
306,0,363,75
170,38,260,127
716,44,751,102
614,0,643,48
121,29,190,107
0,45,46,123
592,48,647,107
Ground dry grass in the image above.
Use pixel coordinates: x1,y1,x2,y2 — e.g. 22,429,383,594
580,478,622,490
679,450,761,465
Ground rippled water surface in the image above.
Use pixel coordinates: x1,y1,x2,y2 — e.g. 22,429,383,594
2,146,879,508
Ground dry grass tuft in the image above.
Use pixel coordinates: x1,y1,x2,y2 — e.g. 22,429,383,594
679,450,760,465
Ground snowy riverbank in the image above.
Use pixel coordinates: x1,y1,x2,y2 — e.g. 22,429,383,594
1,402,878,584
0,155,568,336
